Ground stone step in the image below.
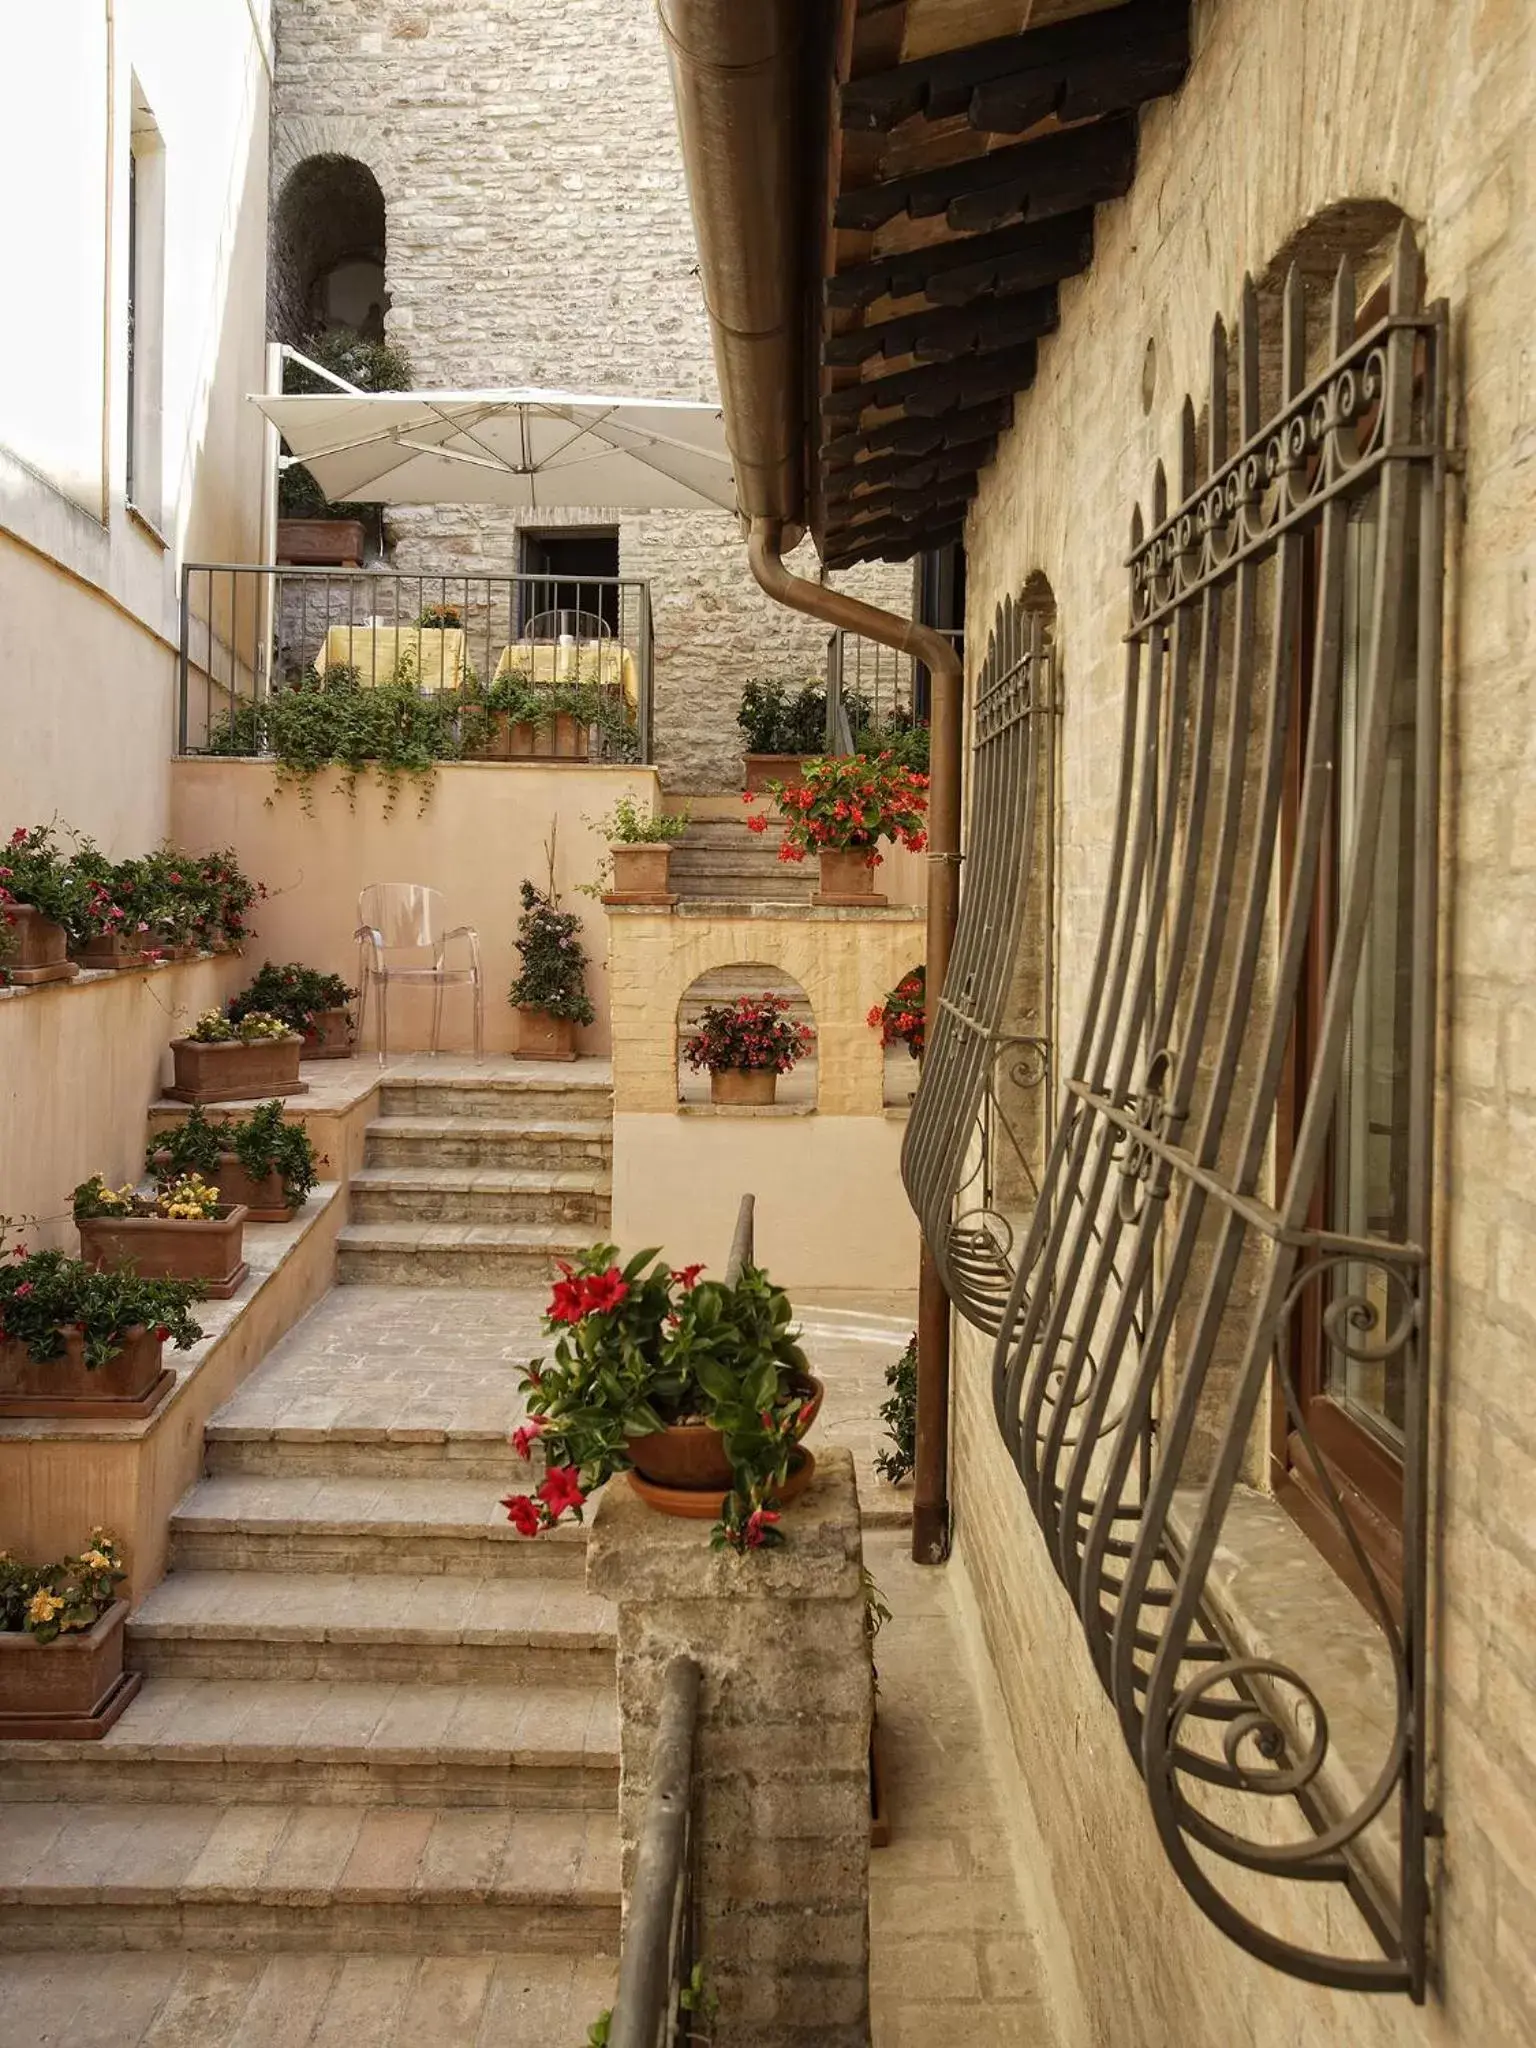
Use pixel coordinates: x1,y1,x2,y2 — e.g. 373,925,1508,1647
206,1425,519,1480
0,1801,620,1954
668,845,793,874
125,1570,612,1687
0,1950,620,2045
169,1475,587,1579
364,1117,612,1171
670,875,817,901
337,1223,592,1288
0,1672,616,1808
347,1166,611,1228
378,1076,612,1123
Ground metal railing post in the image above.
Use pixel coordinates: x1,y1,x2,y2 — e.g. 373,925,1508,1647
609,1655,702,2048
177,561,192,755
724,1192,755,1283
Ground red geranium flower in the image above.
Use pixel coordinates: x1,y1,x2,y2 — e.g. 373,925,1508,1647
538,1463,587,1518
745,813,769,835
581,1267,629,1316
669,1263,704,1290
744,1506,781,1550
502,1493,544,1537
511,1417,545,1460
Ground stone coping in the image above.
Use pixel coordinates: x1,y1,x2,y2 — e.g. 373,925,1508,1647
0,1182,342,1445
147,1052,614,1119
607,898,924,921
675,1101,816,1119
1167,1485,1401,1910
0,948,234,1007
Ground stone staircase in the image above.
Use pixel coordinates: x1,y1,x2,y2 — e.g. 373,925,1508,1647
338,1065,613,1286
0,1293,620,2037
669,807,816,904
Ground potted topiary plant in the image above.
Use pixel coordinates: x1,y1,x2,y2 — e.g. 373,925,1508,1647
0,1530,138,1737
74,1172,249,1299
0,1237,203,1419
738,676,828,793
593,793,690,905
683,992,814,1107
501,1246,822,1549
148,1101,320,1223
508,880,595,1059
167,1008,306,1104
229,962,357,1058
0,826,82,986
759,752,929,905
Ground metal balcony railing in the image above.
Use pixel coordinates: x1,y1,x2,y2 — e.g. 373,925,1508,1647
177,565,655,763
826,624,961,755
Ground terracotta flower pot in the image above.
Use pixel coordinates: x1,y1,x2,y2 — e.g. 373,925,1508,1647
466,712,514,761
0,1325,172,1419
512,1007,579,1061
710,1067,778,1107
744,752,811,794
72,931,149,972
3,904,78,987
78,1206,249,1299
0,1601,140,1738
302,1007,355,1059
551,712,590,761
603,844,675,906
625,1375,824,1501
275,517,365,567
149,1149,294,1224
167,1034,306,1104
814,847,888,907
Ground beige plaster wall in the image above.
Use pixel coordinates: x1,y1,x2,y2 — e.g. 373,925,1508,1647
0,957,246,1254
949,0,1536,2042
169,758,663,1055
611,1114,918,1294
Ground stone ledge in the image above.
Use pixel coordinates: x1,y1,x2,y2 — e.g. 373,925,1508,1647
675,1102,817,1119
666,899,925,922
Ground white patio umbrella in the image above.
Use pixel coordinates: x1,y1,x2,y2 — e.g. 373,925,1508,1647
250,384,737,513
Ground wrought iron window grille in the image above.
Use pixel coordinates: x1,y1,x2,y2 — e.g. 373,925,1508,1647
902,597,1059,1336
923,226,1445,1994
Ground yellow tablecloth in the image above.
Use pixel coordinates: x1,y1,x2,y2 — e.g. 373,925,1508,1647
319,625,467,692
493,640,639,710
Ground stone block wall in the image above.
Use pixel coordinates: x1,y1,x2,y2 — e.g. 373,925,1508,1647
947,0,1536,2043
269,0,912,791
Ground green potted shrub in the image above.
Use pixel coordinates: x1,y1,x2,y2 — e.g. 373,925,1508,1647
593,793,690,904
276,329,411,566
682,992,814,1108
869,965,926,1059
74,1172,249,1300
501,1246,822,1549
0,1242,203,1419
0,826,81,986
738,675,828,793
149,1101,321,1223
167,1008,306,1104
0,1530,137,1737
759,752,929,905
230,962,357,1057
508,881,595,1060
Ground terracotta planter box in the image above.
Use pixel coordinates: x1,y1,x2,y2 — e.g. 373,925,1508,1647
814,847,888,907
149,1149,295,1224
303,1007,355,1059
744,752,812,794
603,844,676,907
0,1325,172,1419
0,1601,141,1739
512,1007,579,1061
167,1033,306,1104
276,518,365,567
550,712,590,761
710,1067,778,1107
3,904,78,987
79,1206,249,1300
72,931,149,972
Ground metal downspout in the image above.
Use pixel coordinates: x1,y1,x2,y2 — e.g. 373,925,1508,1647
748,519,958,1564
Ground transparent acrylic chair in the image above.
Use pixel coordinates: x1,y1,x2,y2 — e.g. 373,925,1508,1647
354,884,483,1064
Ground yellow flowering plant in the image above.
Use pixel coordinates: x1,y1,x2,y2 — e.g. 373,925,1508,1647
73,1172,223,1223
0,1529,125,1642
188,1007,292,1044
156,1173,222,1221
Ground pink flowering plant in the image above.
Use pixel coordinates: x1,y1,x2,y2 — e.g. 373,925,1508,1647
750,752,929,867
682,992,813,1076
502,1243,815,1553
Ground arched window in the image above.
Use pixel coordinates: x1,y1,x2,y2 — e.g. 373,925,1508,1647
676,964,817,1111
270,155,388,347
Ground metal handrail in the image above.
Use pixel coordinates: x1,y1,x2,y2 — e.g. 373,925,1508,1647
610,1654,703,2048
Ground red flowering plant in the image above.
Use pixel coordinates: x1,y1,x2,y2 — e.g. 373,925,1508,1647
502,1243,815,1553
682,992,813,1076
0,1245,203,1369
868,965,926,1060
750,752,929,867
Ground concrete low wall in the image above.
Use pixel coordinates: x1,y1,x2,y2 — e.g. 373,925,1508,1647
1,955,247,1252
611,1112,919,1292
170,757,663,1057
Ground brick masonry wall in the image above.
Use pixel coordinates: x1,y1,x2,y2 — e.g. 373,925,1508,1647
269,0,911,791
951,0,1536,2043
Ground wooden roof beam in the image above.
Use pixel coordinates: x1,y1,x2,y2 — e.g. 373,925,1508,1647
821,396,1014,465
826,209,1093,313
839,0,1188,134
824,434,997,498
833,114,1136,236
824,283,1058,367
822,341,1038,421
823,520,967,568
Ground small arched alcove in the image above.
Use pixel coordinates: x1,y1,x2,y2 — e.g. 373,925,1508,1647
271,154,388,346
876,958,925,1109
676,963,818,1110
